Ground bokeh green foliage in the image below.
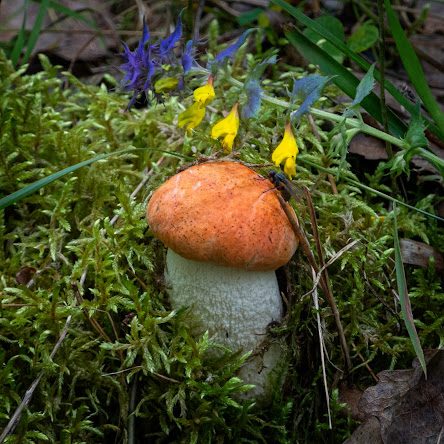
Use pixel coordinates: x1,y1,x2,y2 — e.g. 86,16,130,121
0,47,443,443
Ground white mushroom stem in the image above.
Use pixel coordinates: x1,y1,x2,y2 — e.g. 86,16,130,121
165,249,285,403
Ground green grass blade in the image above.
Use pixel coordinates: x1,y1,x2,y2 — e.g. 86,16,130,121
146,148,193,160
36,0,107,57
42,0,97,27
384,0,444,135
0,148,192,211
34,0,104,47
285,28,407,138
415,147,444,177
28,0,97,27
271,0,444,141
298,157,444,223
393,203,427,376
21,0,50,66
10,0,29,66
16,0,102,66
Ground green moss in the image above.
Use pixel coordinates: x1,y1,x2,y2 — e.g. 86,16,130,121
1,51,443,443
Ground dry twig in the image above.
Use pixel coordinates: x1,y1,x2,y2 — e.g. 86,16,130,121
351,342,379,383
303,187,352,373
276,194,352,374
311,268,332,429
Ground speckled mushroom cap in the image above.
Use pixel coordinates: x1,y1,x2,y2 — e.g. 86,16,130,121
147,161,298,271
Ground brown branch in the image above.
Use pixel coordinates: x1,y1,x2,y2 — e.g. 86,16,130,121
73,282,113,343
127,269,149,292
0,28,164,37
68,35,96,73
193,0,206,41
85,307,120,343
277,194,351,374
101,367,196,389
303,187,352,374
241,162,274,168
277,194,323,284
351,342,379,383
72,282,124,365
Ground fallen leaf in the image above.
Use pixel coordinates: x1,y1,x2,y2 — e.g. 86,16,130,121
16,266,36,285
346,350,444,444
343,416,383,444
338,382,366,422
349,132,388,160
400,238,444,272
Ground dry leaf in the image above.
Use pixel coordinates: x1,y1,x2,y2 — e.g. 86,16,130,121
400,239,444,272
346,350,444,444
338,382,366,422
16,266,36,285
343,416,384,444
349,133,388,160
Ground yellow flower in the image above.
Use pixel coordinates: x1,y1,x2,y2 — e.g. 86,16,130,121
154,77,180,93
176,76,215,135
178,102,206,135
211,102,239,153
194,75,215,107
272,120,299,178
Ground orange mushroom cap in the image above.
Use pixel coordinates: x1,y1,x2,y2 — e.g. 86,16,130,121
147,161,298,271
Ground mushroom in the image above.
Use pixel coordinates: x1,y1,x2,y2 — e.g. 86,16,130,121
147,161,298,403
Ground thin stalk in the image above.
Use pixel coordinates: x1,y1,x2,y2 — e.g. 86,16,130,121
128,376,138,444
308,114,338,194
378,0,399,195
276,194,351,373
193,0,206,41
298,157,444,223
377,0,394,161
225,76,408,148
304,188,352,373
0,316,72,441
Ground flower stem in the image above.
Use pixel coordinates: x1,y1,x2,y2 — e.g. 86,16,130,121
225,75,407,148
377,0,393,160
298,157,444,223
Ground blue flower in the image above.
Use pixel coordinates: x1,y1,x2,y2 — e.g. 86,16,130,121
119,13,200,109
118,21,150,91
160,11,183,56
207,29,255,72
241,55,276,119
138,21,150,55
242,80,262,120
288,74,332,120
118,20,162,109
182,40,199,75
